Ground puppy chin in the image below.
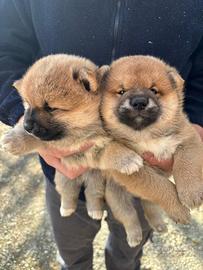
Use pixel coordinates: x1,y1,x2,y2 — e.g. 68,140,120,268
118,113,159,130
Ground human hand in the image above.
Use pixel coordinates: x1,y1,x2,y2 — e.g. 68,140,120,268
142,151,173,172
38,143,93,179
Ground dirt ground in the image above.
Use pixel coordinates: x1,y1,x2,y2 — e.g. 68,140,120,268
0,123,202,270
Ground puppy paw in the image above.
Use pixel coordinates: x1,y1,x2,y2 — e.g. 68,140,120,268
126,228,143,248
152,223,168,233
146,213,168,233
118,153,143,175
168,204,190,224
88,210,103,220
1,131,25,155
60,207,76,217
178,184,203,209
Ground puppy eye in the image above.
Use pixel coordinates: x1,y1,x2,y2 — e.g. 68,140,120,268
44,102,57,113
150,88,159,95
118,89,126,95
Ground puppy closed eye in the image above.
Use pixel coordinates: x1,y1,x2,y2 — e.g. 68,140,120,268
44,102,58,113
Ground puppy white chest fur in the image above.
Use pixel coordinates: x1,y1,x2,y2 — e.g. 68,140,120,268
136,135,181,160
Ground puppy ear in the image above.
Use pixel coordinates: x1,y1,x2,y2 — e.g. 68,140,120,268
72,67,98,92
97,65,110,82
167,68,184,91
13,79,23,92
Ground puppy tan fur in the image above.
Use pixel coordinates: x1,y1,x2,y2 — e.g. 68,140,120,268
100,55,203,223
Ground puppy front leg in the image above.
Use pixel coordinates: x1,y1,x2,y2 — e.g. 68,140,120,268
173,135,203,208
110,166,190,224
105,180,142,247
98,141,143,174
63,142,143,175
55,171,82,217
1,122,42,155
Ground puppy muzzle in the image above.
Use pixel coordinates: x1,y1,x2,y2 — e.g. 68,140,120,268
23,108,66,141
24,119,65,141
117,93,161,130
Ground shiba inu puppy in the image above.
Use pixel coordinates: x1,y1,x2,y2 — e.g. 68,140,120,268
100,55,203,229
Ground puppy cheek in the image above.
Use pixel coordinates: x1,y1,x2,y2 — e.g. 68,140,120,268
161,94,179,117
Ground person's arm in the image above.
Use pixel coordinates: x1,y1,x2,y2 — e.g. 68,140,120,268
0,0,39,126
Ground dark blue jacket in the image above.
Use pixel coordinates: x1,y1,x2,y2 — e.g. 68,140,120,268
0,0,203,184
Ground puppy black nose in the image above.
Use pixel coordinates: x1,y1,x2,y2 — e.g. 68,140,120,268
24,120,34,133
130,96,149,110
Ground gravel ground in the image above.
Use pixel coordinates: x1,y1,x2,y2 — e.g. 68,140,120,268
0,123,202,270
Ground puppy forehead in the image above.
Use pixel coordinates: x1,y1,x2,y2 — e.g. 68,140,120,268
22,67,85,102
111,55,166,71
108,57,173,90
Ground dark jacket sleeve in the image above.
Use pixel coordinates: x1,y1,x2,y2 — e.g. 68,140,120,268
0,0,39,126
185,37,203,127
